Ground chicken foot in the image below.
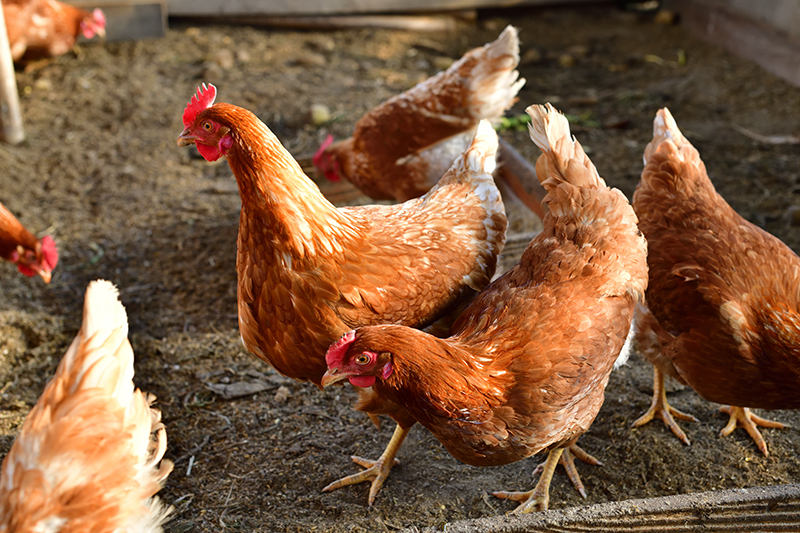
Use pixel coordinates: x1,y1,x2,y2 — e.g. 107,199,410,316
632,366,698,445
494,443,600,514
493,447,565,513
529,443,601,498
322,423,409,505
718,405,786,457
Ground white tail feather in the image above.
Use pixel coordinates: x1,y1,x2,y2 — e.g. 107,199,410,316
0,280,172,532
644,107,691,165
468,25,526,121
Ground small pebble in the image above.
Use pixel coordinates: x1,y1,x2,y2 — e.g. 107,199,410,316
212,49,235,70
521,48,542,65
558,54,576,67
432,56,454,71
310,103,331,126
274,386,290,404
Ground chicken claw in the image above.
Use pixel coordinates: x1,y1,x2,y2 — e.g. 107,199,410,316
322,424,409,505
495,443,600,514
494,448,565,513
632,366,698,445
718,405,787,457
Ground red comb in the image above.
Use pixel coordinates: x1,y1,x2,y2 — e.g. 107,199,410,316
183,84,217,127
326,330,356,367
93,8,105,26
313,134,334,166
40,235,58,271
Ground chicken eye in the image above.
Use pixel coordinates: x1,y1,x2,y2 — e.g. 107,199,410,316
355,354,370,365
202,121,214,132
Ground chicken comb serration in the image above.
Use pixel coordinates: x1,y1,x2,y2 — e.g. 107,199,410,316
325,330,356,366
183,84,217,127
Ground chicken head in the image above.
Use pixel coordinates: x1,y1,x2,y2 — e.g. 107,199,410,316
177,84,234,161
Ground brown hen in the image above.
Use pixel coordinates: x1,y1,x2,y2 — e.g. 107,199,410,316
322,103,648,512
0,280,172,532
2,0,105,62
177,85,507,504
0,200,58,282
632,108,800,456
313,25,525,202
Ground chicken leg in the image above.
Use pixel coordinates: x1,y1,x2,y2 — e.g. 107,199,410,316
322,423,409,505
718,405,786,457
493,443,600,514
632,366,698,445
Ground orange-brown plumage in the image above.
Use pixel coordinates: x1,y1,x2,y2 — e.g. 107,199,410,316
178,86,507,503
632,108,800,454
313,25,525,201
2,0,105,62
323,104,648,512
0,200,58,283
0,280,172,532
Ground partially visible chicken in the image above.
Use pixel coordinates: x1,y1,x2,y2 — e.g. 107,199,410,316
0,200,58,282
322,103,648,512
2,0,105,62
0,280,173,532
313,25,525,202
632,108,800,456
177,84,507,504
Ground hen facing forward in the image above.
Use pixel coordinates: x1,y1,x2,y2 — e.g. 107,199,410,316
2,0,105,62
313,25,525,202
632,108,800,456
322,104,648,512
0,280,172,532
177,85,507,504
0,200,58,282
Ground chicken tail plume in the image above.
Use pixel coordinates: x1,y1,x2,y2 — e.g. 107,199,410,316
0,280,173,531
643,107,690,164
468,25,526,121
526,103,605,193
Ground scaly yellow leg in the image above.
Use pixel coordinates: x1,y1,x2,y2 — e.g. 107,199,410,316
493,448,564,514
719,405,787,457
322,423,409,505
632,366,698,445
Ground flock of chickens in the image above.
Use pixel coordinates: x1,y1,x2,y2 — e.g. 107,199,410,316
0,11,798,532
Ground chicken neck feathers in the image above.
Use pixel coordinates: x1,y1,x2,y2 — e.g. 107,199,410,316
0,202,38,260
635,108,800,409
203,104,506,384
0,280,172,533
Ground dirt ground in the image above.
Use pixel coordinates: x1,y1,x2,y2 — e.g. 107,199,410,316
0,3,799,532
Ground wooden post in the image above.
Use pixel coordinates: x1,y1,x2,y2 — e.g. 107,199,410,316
0,4,24,145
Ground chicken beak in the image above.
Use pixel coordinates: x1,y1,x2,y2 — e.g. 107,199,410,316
321,368,348,388
177,128,196,147
37,269,52,284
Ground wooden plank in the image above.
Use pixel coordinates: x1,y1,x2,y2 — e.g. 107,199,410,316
70,1,167,41
665,0,800,87
166,0,611,17
216,13,465,32
709,0,800,42
0,3,24,144
412,484,800,533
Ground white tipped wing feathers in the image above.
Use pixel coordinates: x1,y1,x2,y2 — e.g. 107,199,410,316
0,280,172,533
459,119,498,175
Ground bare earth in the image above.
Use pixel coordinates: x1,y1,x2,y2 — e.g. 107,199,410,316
0,5,799,532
